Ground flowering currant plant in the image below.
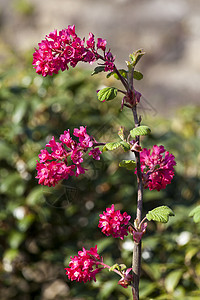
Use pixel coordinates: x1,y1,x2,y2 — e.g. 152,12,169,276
33,25,177,299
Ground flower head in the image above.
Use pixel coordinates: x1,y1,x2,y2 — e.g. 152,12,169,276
33,25,115,77
136,145,176,191
98,204,131,240
36,126,102,186
65,245,102,283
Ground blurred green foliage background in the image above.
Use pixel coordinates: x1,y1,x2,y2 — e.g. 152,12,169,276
0,41,200,300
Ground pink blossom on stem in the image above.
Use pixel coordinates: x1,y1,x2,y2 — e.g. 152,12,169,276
88,148,102,160
33,25,115,77
38,149,52,163
136,145,176,191
98,204,131,240
75,163,86,177
36,126,102,186
65,245,102,283
97,38,107,51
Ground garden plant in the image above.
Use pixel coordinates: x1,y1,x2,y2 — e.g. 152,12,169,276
31,25,196,300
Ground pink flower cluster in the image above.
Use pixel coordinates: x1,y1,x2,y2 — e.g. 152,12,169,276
137,145,176,191
98,204,131,240
33,25,115,77
36,126,102,187
65,245,102,283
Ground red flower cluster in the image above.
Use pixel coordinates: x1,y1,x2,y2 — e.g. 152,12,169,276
98,204,131,240
36,126,102,187
137,145,176,191
33,25,115,77
65,245,102,283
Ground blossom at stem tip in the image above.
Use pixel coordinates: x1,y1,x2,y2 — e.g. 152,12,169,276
135,145,176,191
98,204,131,240
33,25,115,77
36,126,102,187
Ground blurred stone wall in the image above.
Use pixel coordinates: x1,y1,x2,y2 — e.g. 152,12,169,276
0,0,200,114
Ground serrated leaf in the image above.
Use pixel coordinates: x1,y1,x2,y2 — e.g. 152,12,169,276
146,206,175,223
97,87,118,102
91,66,105,76
189,205,200,223
133,70,143,80
120,141,130,151
119,160,136,170
130,125,151,139
107,69,127,80
105,142,121,151
165,269,183,293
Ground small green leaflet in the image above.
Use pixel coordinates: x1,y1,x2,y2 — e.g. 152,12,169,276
189,205,200,223
106,69,127,80
105,141,130,151
146,206,175,223
120,141,130,151
106,69,143,81
133,70,143,80
129,49,145,67
130,125,151,139
105,142,121,151
118,127,125,141
119,160,136,170
109,263,126,272
97,87,118,102
91,66,105,76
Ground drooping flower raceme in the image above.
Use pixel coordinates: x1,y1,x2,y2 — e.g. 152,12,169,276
33,25,115,77
65,245,102,283
98,204,131,240
36,126,102,187
137,145,176,191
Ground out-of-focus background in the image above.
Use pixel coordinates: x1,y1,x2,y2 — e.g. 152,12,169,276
0,0,200,299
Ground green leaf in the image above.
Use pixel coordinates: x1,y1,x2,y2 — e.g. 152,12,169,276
119,160,136,170
130,125,151,139
109,263,120,272
105,141,121,151
8,231,25,249
102,145,108,152
133,70,143,80
4,249,19,262
91,66,105,76
165,269,183,293
107,69,127,80
97,87,118,102
120,141,130,151
146,206,175,223
119,264,127,271
189,205,200,223
118,126,125,141
17,214,35,232
129,49,145,66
